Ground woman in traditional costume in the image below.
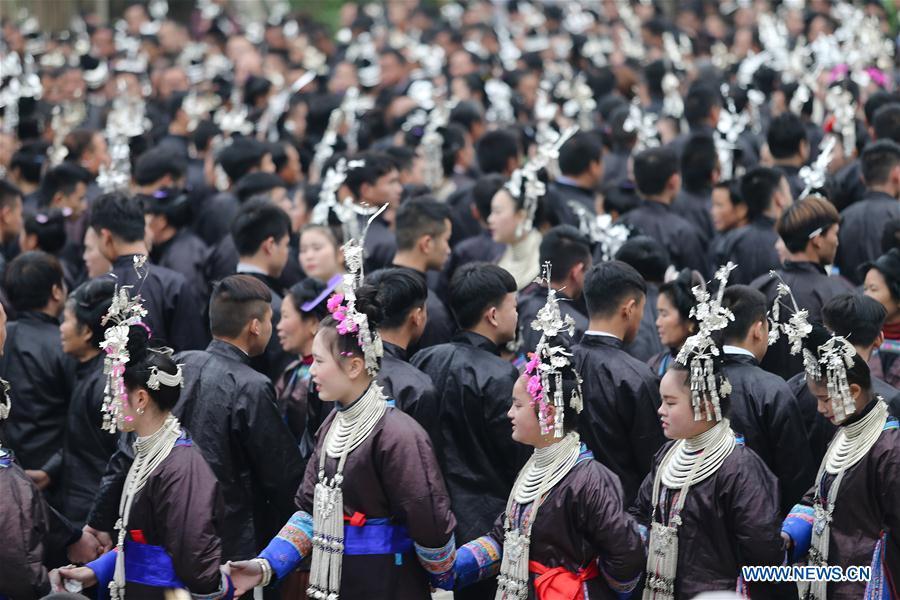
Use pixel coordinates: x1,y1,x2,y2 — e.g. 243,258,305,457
631,264,785,599
781,324,900,599
226,225,456,599
648,269,702,378
51,289,233,600
437,264,647,600
274,276,338,441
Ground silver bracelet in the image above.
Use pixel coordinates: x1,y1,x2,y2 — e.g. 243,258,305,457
254,558,272,587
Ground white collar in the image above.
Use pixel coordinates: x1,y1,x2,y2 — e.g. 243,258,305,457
722,345,755,358
585,330,622,341
236,262,268,276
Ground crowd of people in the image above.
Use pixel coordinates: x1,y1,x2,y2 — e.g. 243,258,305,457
1,0,900,599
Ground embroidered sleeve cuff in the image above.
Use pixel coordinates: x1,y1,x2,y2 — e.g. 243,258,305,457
454,536,502,590
259,511,313,581
87,550,118,593
782,504,814,564
599,559,642,598
190,572,235,600
415,535,456,590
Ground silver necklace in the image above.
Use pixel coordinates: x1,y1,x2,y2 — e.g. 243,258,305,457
496,432,581,600
308,383,387,600
800,400,888,600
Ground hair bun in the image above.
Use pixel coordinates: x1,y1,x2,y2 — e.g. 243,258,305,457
353,283,384,331
124,323,152,363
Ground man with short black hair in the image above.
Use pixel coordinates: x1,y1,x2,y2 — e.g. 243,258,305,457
573,260,665,507
195,137,276,246
672,134,717,243
344,152,403,272
366,267,439,439
0,180,24,282
788,294,900,463
232,199,293,380
837,139,900,284
0,251,75,493
517,225,591,351
37,163,91,279
616,235,671,362
548,131,604,227
752,196,853,379
718,285,815,514
767,112,809,200
412,263,525,599
86,274,304,564
719,166,792,285
142,186,210,303
132,147,186,193
90,191,206,351
391,196,456,349
620,146,709,276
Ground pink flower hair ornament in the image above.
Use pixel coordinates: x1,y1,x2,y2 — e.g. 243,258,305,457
525,262,585,438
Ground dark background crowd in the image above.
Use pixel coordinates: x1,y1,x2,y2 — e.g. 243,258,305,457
3,0,900,597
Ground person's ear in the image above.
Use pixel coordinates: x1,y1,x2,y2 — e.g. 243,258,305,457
875,332,885,350
21,233,38,252
79,323,94,346
419,234,433,256
668,173,681,193
849,382,862,403
262,236,276,256
248,317,262,337
752,319,767,343
486,306,499,328
359,181,373,201
51,283,65,304
735,202,749,221
346,355,365,379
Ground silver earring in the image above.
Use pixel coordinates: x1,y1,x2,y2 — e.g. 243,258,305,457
137,407,145,415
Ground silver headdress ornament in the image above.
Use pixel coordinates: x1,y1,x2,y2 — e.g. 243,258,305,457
506,126,578,237
310,158,377,242
804,334,858,422
48,101,87,167
675,263,737,422
571,209,631,263
146,347,184,391
799,136,837,200
309,87,363,182
99,259,150,434
328,204,388,376
419,91,453,191
623,99,660,153
98,79,148,193
525,263,584,438
716,86,751,180
0,378,10,422
826,87,856,160
765,271,813,355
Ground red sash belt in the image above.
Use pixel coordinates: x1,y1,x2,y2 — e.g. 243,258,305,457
529,560,600,600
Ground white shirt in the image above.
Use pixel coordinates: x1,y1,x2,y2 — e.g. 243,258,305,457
235,262,267,276
722,345,755,359
584,330,622,341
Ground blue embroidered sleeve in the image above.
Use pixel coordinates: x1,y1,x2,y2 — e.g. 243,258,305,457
599,558,642,599
259,511,313,581
453,536,502,589
87,550,118,596
415,535,456,589
190,573,235,600
782,504,814,564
